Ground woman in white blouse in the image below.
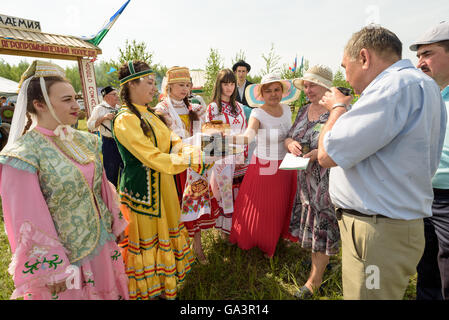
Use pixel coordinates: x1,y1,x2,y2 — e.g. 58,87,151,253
228,73,297,258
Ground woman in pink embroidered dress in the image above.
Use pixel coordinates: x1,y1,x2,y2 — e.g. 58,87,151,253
206,69,248,242
0,61,128,300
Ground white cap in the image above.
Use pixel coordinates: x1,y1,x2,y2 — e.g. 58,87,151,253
410,21,449,51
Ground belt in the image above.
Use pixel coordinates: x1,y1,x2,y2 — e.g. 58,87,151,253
335,208,389,221
434,188,449,197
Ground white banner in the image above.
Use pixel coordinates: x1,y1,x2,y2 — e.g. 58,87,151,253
78,58,99,118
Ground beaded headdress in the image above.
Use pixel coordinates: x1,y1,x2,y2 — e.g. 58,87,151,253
119,61,155,86
6,60,73,149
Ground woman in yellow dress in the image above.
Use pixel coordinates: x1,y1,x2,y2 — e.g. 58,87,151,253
112,60,210,300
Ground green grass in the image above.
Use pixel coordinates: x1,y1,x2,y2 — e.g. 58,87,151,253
0,221,418,300
178,230,344,300
0,201,15,300
0,119,418,300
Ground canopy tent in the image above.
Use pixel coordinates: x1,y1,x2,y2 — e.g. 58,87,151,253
0,76,18,96
0,14,103,117
0,25,101,61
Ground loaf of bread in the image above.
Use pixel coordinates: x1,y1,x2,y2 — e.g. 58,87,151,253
201,120,231,134
201,121,231,156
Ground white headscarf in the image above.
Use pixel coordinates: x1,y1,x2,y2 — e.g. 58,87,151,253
5,60,75,150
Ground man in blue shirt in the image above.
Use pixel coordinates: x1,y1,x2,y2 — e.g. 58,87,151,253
317,26,447,300
411,21,449,300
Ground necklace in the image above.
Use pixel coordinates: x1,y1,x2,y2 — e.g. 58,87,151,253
171,98,186,108
50,134,95,165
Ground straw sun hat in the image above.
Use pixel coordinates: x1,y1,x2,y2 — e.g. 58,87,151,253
245,73,300,108
293,65,333,91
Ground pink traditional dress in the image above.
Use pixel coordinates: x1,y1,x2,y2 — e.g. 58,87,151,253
0,127,129,300
206,101,248,234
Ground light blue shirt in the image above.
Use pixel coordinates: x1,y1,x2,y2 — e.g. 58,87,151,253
432,86,449,189
323,60,447,220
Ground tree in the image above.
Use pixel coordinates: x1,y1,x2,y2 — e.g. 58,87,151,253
0,59,30,82
118,39,153,66
109,39,168,106
231,50,247,66
260,43,281,76
280,58,309,80
332,68,357,103
64,65,82,93
203,48,224,103
332,68,351,89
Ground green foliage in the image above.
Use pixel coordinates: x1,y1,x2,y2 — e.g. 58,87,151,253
332,68,351,89
282,58,309,111
203,48,224,103
0,59,30,82
260,43,281,76
64,65,82,93
118,39,153,66
231,50,247,67
94,60,121,90
0,200,15,300
247,74,262,84
332,68,359,103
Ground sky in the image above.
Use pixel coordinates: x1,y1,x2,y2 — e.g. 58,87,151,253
1,0,449,78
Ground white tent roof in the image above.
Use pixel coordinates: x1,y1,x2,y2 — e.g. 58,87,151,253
0,76,19,95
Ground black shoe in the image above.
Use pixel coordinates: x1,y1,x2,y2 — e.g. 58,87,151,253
294,286,313,300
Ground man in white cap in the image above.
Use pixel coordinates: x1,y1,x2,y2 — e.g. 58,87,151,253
317,25,447,300
410,21,449,300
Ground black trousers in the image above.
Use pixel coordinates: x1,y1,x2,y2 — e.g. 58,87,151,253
102,136,123,189
417,190,449,300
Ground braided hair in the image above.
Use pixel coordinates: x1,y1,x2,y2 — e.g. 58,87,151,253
118,60,164,137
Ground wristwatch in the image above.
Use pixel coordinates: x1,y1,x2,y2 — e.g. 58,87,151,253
332,103,348,111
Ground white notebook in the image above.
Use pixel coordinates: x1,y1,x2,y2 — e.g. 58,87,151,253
279,153,310,170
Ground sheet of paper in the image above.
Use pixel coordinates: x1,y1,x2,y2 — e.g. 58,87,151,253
279,153,310,170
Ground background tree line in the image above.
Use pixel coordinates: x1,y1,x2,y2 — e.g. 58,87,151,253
0,40,353,108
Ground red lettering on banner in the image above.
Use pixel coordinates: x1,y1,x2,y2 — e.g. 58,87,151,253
1,39,87,56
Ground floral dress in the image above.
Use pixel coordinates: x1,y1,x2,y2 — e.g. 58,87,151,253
0,127,129,300
206,101,248,234
287,104,340,256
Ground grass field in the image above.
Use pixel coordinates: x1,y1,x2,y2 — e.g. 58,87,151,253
0,118,418,300
0,215,418,300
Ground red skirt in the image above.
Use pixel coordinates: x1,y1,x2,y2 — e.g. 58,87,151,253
175,171,187,204
230,156,297,257
183,197,221,237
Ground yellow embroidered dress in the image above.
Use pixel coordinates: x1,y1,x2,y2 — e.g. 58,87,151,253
113,104,207,300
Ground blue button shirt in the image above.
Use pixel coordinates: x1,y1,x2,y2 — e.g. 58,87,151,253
323,60,447,220
432,86,449,189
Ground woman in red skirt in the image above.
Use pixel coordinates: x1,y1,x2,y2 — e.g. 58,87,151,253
228,73,298,258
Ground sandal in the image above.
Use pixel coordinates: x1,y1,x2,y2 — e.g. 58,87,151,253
294,286,313,300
